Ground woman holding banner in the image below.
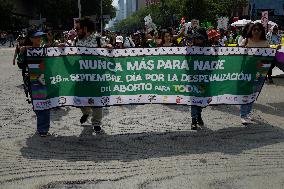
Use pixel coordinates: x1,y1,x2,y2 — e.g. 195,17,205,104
240,22,269,125
28,30,52,137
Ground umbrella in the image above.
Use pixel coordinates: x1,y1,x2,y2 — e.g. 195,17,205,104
231,19,252,27
253,20,278,26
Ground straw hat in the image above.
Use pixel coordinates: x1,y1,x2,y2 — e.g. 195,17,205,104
207,29,220,40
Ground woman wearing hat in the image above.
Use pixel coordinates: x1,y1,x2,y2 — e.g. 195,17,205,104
207,29,221,47
30,30,52,137
16,30,51,137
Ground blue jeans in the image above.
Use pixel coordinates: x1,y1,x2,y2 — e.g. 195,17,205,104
240,103,253,118
191,106,203,119
35,110,50,133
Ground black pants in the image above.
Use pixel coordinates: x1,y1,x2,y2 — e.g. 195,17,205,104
9,40,14,47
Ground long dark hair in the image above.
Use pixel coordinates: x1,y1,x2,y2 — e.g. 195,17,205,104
76,16,95,33
161,31,172,45
241,23,253,38
246,22,266,40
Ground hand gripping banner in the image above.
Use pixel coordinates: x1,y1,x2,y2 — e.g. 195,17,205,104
27,47,276,110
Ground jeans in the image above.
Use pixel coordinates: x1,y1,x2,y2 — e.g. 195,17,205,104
35,110,51,133
240,103,253,118
191,106,203,119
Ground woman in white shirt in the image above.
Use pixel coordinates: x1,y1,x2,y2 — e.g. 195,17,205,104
240,22,269,125
238,23,253,47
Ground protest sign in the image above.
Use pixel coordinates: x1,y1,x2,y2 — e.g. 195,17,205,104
261,11,269,32
217,17,229,30
27,47,275,110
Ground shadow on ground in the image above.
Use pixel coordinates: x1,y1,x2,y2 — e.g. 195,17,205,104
50,107,71,121
270,77,284,87
211,101,284,119
21,120,284,162
164,104,190,112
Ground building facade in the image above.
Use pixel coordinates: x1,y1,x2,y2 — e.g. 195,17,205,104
248,0,284,25
137,0,160,9
116,0,126,21
115,0,161,21
250,0,284,17
145,0,160,6
125,0,138,18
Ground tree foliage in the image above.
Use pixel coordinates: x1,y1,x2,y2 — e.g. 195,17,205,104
0,0,14,31
114,0,181,32
33,0,116,29
114,0,248,31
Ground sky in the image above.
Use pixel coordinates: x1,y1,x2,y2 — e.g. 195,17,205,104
112,0,118,7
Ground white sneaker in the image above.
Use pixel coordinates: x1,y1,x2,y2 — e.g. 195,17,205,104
241,117,253,125
247,115,254,121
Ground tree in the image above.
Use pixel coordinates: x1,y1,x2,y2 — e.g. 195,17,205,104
114,0,249,31
33,0,116,29
0,0,14,31
206,0,248,19
114,0,180,32
181,0,208,20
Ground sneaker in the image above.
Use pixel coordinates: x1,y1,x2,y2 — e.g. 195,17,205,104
197,115,204,126
241,117,253,125
93,126,102,133
247,114,254,121
191,118,198,130
80,114,89,124
38,132,51,137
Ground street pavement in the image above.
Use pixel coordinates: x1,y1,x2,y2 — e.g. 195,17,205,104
0,48,283,189
273,67,284,77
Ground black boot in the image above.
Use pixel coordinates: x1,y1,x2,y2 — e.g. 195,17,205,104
80,114,89,124
191,118,198,130
197,115,204,126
